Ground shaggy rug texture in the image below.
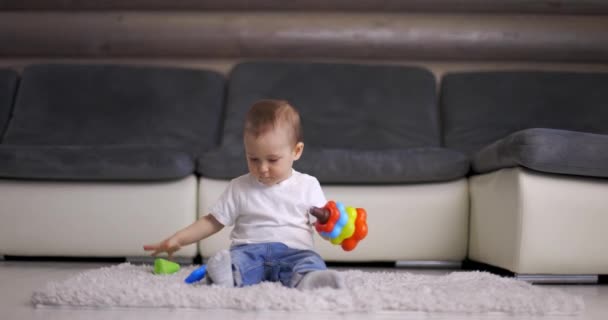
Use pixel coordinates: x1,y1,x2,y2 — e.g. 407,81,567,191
32,263,584,315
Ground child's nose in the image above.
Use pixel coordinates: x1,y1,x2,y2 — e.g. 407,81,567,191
259,163,269,173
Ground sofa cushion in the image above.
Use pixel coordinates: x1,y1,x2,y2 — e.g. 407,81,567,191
197,145,246,179
2,63,224,180
0,145,194,181
0,69,18,140
5,64,224,151
298,147,469,183
473,128,608,178
218,61,440,149
198,61,468,183
440,71,608,155
199,147,469,183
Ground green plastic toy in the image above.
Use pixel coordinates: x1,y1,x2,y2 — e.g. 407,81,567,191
153,258,180,275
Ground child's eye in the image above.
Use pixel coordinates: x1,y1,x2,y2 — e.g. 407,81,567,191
249,158,259,162
269,159,278,163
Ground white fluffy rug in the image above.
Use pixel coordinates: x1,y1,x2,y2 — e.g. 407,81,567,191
32,263,583,315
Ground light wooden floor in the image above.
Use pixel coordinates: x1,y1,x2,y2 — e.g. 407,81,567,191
1,261,606,320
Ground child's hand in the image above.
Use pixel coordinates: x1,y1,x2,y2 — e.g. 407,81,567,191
143,236,181,259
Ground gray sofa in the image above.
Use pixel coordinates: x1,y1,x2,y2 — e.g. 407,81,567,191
1,62,607,281
441,71,608,280
197,61,470,263
0,64,224,257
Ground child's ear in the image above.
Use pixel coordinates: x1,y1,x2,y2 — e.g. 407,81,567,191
293,142,304,160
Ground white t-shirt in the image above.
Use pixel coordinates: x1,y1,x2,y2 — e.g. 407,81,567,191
209,169,327,250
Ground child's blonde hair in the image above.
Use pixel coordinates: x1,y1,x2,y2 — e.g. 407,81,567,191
244,99,303,145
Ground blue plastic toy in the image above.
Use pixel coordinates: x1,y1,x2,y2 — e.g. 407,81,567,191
184,265,207,284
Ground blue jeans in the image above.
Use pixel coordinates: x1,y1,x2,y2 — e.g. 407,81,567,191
229,242,327,288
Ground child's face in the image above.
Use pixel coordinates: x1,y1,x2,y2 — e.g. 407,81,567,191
244,125,303,186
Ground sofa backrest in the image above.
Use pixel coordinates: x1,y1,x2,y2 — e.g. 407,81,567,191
221,61,439,149
197,61,471,183
4,64,225,154
0,69,18,141
440,71,608,154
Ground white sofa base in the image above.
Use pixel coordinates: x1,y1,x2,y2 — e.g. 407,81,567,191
198,177,469,262
0,176,198,257
469,167,608,275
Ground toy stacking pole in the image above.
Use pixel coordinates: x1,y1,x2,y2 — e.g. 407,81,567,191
310,207,330,224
